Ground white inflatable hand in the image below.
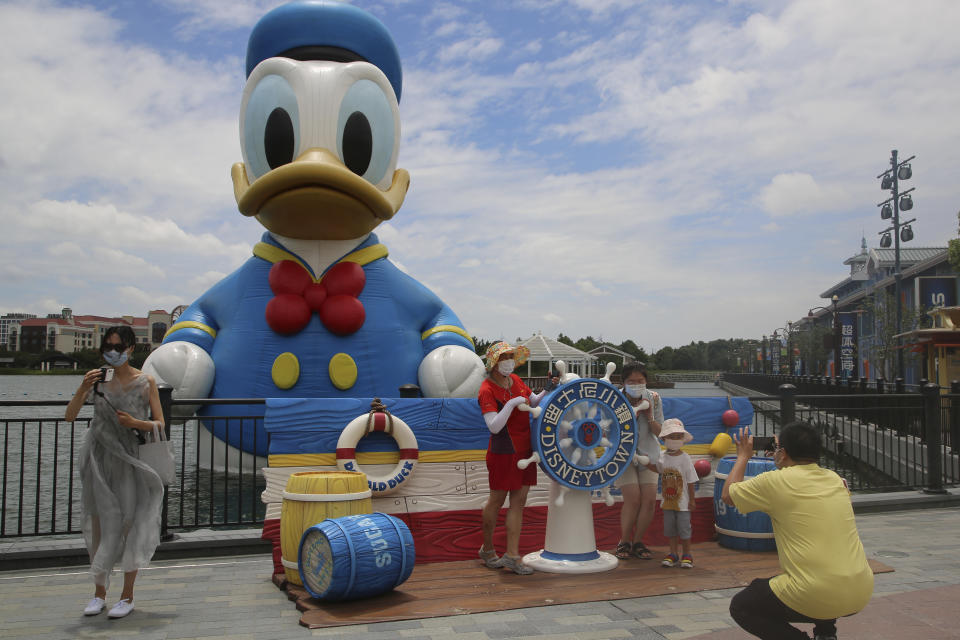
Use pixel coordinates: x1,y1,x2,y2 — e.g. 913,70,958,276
141,341,214,416
418,345,485,398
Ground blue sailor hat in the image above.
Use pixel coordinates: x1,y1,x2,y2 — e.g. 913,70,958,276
245,0,403,101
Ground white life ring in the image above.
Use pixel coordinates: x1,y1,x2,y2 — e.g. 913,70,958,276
335,410,419,495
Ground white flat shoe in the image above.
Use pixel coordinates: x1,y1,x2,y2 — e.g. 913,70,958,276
107,598,134,618
83,597,105,616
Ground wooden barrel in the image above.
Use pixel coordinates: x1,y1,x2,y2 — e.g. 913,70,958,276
298,512,415,601
712,456,777,551
280,471,372,586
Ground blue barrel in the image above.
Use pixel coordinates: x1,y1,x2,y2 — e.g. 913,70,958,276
713,456,777,551
298,512,415,601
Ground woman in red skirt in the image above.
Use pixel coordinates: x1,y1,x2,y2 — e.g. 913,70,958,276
476,341,546,575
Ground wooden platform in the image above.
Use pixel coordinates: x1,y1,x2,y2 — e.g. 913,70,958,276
277,542,893,629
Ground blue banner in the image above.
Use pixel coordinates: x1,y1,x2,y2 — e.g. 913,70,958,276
918,277,957,309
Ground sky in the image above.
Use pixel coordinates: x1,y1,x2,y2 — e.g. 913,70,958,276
1,0,959,352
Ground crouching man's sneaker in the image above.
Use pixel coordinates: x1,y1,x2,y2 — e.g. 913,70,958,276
107,599,134,618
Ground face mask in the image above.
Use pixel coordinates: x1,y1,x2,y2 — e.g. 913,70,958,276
625,384,646,397
103,350,129,368
664,439,684,451
497,359,515,376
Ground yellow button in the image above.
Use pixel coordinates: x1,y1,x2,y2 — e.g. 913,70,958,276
328,353,358,390
271,352,300,390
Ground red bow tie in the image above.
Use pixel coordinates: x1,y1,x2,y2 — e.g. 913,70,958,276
265,260,366,336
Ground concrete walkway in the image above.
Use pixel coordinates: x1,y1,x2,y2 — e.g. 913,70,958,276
1,507,959,639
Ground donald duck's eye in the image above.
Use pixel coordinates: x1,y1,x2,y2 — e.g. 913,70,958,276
265,108,295,170
342,112,372,176
337,79,396,187
243,74,301,179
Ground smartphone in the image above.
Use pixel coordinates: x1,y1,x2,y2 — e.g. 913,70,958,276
753,436,776,452
99,367,114,383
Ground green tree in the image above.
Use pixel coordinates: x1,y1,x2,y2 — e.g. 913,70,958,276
473,336,493,357
949,210,960,272
859,289,927,379
654,345,675,370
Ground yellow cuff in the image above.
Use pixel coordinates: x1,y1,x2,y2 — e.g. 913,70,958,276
164,321,217,340
421,325,474,346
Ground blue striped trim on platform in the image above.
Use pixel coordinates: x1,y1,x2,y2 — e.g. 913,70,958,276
540,550,601,562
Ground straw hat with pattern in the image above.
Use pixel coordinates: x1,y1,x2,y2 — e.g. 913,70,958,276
483,341,530,372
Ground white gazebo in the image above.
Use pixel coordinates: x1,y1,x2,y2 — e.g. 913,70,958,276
516,332,596,378
588,343,636,377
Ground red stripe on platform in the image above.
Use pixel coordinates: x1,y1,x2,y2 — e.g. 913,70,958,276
398,448,419,459
262,498,716,566
335,448,356,459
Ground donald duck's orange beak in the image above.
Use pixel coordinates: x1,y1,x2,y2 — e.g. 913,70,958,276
232,148,409,240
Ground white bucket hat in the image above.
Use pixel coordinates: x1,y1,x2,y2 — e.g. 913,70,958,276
659,418,693,443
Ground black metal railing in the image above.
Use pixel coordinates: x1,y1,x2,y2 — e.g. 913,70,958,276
0,387,266,539
3,380,958,539
725,375,958,493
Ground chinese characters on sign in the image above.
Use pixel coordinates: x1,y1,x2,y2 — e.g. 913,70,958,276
837,312,858,379
535,379,637,490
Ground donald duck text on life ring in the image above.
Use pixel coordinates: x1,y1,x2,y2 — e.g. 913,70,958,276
336,403,418,494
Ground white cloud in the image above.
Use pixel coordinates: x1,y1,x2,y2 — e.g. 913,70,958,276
577,280,609,296
2,0,959,354
758,173,851,218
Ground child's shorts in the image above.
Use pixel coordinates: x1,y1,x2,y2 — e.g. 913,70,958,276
662,509,692,539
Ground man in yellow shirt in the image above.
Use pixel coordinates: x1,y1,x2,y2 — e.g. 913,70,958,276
721,422,873,640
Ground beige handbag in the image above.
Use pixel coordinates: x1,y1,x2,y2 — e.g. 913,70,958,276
139,423,175,484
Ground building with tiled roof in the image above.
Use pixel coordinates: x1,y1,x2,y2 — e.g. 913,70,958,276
8,308,172,354
795,239,955,383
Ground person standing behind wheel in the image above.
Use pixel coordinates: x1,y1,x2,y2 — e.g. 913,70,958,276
65,326,166,619
477,341,546,575
722,422,873,640
613,361,663,560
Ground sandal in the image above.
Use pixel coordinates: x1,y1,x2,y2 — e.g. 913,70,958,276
478,546,502,569
615,542,632,559
632,542,653,560
499,555,534,575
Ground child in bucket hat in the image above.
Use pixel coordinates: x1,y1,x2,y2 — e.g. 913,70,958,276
656,418,698,569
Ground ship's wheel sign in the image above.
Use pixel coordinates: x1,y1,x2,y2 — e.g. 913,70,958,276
532,378,638,490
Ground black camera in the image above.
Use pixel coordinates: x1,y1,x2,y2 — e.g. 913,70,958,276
753,436,776,452
99,367,114,383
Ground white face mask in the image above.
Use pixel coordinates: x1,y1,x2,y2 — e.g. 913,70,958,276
497,359,515,376
103,350,129,368
625,384,646,397
664,439,684,451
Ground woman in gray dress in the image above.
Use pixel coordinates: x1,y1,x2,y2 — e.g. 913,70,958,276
65,326,165,619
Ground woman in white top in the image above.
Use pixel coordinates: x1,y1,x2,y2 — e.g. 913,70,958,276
612,361,663,559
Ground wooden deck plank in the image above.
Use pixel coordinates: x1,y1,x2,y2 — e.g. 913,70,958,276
281,543,892,629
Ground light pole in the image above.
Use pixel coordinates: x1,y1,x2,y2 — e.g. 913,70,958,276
877,149,917,380
761,335,767,374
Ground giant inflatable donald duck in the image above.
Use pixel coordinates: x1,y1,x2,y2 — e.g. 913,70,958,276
143,1,485,457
